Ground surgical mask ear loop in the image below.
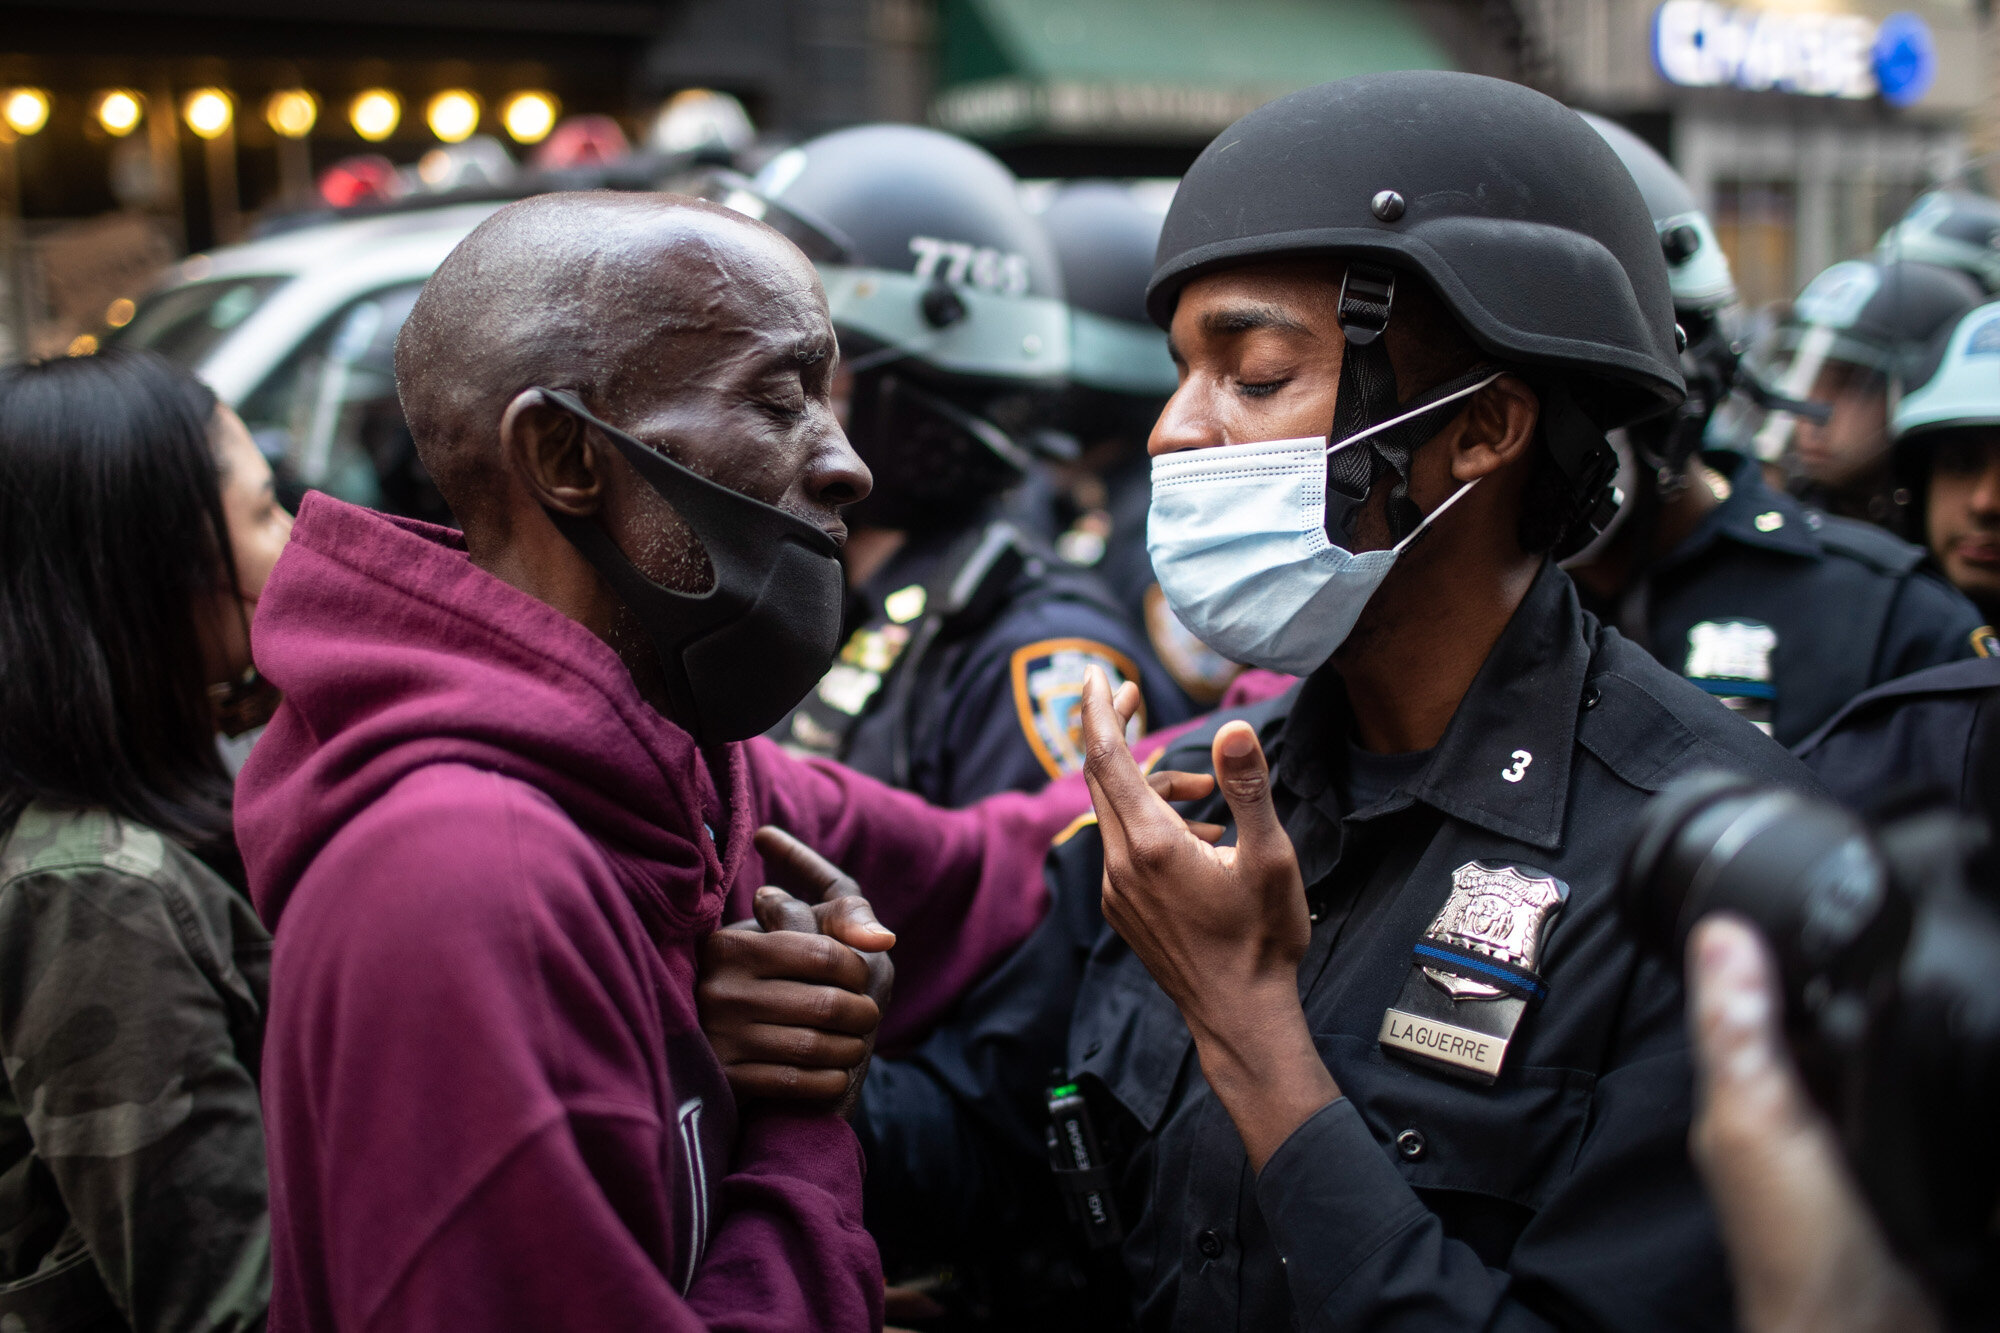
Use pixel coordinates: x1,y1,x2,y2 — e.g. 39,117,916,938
1390,475,1480,555
1320,369,1502,550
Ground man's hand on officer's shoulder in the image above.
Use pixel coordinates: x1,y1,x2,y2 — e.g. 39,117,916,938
1078,667,1338,1169
696,826,895,1120
1687,915,1940,1333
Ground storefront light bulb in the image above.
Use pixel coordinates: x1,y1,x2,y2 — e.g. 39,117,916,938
350,89,400,142
184,89,233,140
2,88,50,137
426,90,480,143
96,90,143,137
266,89,317,139
502,91,557,144
104,297,136,328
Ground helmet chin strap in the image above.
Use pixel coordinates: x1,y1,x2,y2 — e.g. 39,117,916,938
1326,263,1504,542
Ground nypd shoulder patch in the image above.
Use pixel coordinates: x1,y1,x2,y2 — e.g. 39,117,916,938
1010,638,1145,779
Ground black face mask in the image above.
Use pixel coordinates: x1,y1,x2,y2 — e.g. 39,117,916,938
534,388,845,748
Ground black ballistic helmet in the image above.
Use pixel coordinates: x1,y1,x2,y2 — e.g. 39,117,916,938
1580,112,1746,489
1039,182,1178,453
711,125,1070,531
1150,72,1683,553
1149,72,1683,426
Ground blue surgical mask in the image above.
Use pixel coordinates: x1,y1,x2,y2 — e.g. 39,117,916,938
1146,372,1500,675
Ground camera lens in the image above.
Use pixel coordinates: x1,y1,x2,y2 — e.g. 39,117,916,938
1621,771,1900,991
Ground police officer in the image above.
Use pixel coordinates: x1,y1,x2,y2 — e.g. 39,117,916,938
1878,188,2000,294
711,127,1188,804
1565,117,1988,745
1797,655,2000,812
1746,256,1981,526
1792,303,2000,812
860,71,1813,1331
1027,182,1243,708
1888,298,2000,625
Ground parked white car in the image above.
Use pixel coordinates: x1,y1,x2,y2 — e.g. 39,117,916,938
110,201,498,520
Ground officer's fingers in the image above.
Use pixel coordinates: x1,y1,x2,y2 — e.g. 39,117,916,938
1147,770,1216,802
1111,678,1142,730
1184,820,1227,844
1081,666,1169,825
723,1062,853,1103
812,894,897,953
754,824,864,902
1211,721,1287,865
754,885,822,935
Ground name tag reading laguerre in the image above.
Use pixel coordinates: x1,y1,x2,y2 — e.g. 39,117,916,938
1378,1008,1507,1078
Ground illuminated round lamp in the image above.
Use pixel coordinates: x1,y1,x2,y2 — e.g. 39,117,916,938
349,89,400,143
425,89,480,144
2,88,51,138
94,89,144,137
183,88,233,140
67,333,98,357
500,90,557,144
104,297,136,328
317,153,401,209
265,89,317,139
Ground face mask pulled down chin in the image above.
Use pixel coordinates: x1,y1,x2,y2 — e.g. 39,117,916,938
534,388,846,747
1146,372,1499,676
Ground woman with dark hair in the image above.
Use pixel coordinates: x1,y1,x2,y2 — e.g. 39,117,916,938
0,348,282,1331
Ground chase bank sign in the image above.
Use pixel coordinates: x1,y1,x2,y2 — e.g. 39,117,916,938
1652,1,1935,106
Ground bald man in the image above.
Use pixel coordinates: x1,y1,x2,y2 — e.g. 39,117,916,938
232,193,1074,1332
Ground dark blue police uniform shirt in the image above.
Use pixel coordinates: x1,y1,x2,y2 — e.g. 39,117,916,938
1615,452,1986,747
859,562,1816,1331
837,523,1190,807
1796,656,2000,813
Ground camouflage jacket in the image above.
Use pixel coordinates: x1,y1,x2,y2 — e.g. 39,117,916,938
0,803,270,1331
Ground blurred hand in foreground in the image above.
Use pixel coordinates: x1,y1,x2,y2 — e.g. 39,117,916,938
1687,914,1939,1333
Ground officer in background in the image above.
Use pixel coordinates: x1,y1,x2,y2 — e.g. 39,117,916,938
1565,117,1987,745
859,72,1812,1331
1743,256,1981,526
1793,301,2000,813
1888,298,2000,626
708,127,1187,805
1877,188,2000,295
1027,182,1244,709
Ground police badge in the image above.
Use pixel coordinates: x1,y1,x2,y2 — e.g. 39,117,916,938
1378,861,1569,1083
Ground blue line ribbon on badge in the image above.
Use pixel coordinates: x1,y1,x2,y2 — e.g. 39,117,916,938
1412,940,1549,1001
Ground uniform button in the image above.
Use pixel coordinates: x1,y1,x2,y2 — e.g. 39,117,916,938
1581,683,1602,710
1196,1228,1224,1259
1395,1128,1427,1161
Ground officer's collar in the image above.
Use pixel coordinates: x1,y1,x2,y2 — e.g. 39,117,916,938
1273,561,1588,851
1665,451,1822,566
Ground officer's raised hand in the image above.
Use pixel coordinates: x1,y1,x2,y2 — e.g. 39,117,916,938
1080,666,1339,1169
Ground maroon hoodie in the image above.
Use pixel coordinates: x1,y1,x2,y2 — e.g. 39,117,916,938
236,495,1078,1332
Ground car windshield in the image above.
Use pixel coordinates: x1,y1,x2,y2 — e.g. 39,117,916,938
110,276,287,368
